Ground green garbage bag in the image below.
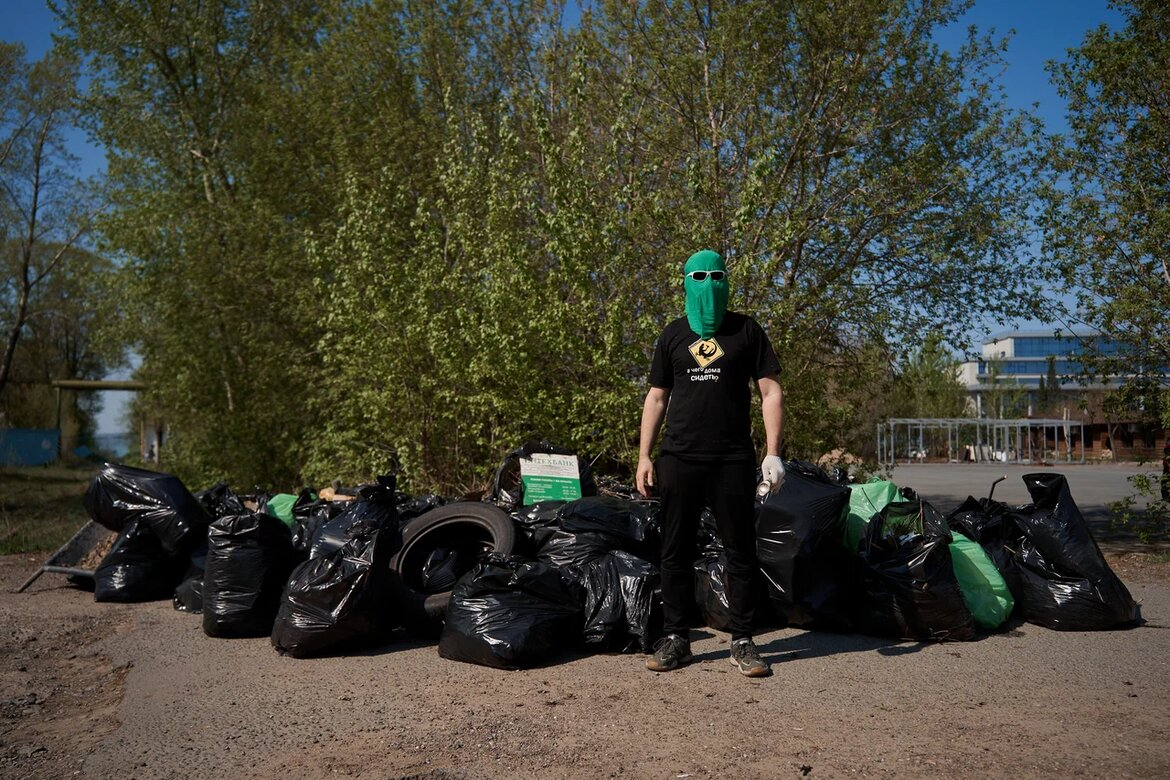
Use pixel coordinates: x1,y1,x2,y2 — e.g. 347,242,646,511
846,480,900,551
265,493,301,527
949,531,1015,630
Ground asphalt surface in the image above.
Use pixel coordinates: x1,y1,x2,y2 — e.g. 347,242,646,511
3,461,1167,778
884,462,1161,548
6,554,1166,780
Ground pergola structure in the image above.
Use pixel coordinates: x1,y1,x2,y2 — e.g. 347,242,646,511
51,379,149,459
876,417,1087,466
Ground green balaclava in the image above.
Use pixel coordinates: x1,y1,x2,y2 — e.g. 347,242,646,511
683,249,729,339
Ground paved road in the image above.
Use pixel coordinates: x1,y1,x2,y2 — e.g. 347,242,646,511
5,551,1168,779
884,462,1162,548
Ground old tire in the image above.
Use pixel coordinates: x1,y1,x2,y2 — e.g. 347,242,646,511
387,502,517,636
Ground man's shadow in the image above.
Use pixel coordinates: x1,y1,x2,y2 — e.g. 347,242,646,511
688,627,977,663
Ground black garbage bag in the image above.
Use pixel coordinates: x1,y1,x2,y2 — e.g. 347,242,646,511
94,519,188,602
692,507,731,630
1004,473,1139,630
755,461,856,629
419,547,463,593
693,554,733,632
536,497,661,570
83,463,210,555
486,440,598,511
947,494,1029,619
538,529,626,570
193,481,240,520
202,509,297,638
262,487,316,529
578,550,662,652
309,474,399,559
556,497,661,563
855,500,975,641
590,478,646,502
510,500,567,555
271,520,395,658
172,538,209,613
822,465,854,486
396,492,448,523
696,507,722,557
438,555,584,669
173,575,203,613
946,495,1021,582
291,498,346,555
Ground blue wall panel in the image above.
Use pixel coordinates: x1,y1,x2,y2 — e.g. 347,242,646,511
0,429,59,467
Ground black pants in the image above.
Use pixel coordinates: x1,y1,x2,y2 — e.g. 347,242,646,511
656,453,758,640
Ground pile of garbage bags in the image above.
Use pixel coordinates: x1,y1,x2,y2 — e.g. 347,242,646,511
80,443,1141,671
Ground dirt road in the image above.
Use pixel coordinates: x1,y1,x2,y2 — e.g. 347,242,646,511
3,547,1169,780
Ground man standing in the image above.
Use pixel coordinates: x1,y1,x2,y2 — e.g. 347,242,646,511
636,249,785,677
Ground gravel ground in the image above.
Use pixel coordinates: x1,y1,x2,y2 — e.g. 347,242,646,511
3,463,1168,780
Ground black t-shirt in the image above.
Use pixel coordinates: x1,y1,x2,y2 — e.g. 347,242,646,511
648,311,780,461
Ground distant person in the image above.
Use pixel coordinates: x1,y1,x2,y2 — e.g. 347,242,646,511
636,249,784,678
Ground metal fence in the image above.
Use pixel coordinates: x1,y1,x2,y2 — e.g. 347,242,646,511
876,417,1086,466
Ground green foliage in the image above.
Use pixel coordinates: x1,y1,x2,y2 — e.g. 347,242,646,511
55,0,333,488
0,42,113,438
1034,354,1060,412
1043,0,1170,430
1043,0,1170,535
1108,472,1169,543
881,331,969,460
890,332,969,418
1,244,120,444
980,358,1029,419
54,0,1048,492
582,0,1047,462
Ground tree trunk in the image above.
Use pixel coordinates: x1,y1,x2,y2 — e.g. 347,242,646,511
0,287,30,402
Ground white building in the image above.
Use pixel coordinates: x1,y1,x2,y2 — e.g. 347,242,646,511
957,329,1119,417
953,329,1166,460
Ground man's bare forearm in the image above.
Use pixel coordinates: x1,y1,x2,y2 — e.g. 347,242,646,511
759,376,784,457
639,389,669,458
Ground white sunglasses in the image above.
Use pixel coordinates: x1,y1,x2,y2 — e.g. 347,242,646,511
686,270,726,281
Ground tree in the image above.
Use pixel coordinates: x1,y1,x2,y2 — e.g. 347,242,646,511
56,0,1050,491
573,0,1047,460
302,6,657,488
55,0,333,486
891,332,969,419
882,331,969,460
0,43,98,414
980,358,1028,420
1039,354,1060,412
1044,0,1170,430
1,243,120,446
1043,0,1169,535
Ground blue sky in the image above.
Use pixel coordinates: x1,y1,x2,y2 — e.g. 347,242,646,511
934,0,1123,128
4,0,1126,431
7,0,106,178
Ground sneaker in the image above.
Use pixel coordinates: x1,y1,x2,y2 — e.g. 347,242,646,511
729,638,771,677
645,633,692,672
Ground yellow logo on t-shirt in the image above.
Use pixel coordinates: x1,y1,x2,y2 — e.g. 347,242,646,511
688,338,724,369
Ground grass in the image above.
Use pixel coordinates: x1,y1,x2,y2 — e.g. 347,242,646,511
0,464,96,555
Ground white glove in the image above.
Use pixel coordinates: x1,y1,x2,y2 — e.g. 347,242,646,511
761,455,785,492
